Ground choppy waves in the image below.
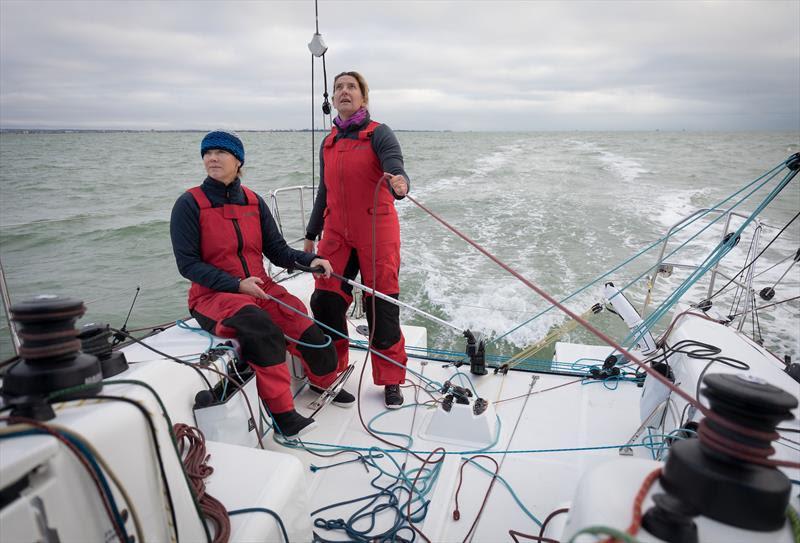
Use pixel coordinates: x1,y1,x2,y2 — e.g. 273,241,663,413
1,131,798,361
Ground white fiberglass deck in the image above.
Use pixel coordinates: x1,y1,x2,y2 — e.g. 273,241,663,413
121,310,646,541
289,347,644,541
6,269,796,542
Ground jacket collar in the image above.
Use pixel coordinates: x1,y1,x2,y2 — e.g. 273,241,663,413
202,176,243,202
335,111,371,136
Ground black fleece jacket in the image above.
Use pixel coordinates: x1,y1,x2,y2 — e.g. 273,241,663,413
170,176,316,293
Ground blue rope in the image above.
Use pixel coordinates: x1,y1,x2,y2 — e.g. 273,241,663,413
0,429,130,540
176,318,215,350
310,448,440,542
280,438,669,456
634,166,796,345
641,427,695,460
366,405,419,450
284,333,332,349
447,369,480,397
580,373,641,390
229,507,290,543
461,456,542,526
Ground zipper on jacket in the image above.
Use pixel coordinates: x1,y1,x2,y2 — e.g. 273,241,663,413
338,147,349,239
232,219,251,277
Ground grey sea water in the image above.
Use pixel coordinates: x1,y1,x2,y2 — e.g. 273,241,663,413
1,131,798,363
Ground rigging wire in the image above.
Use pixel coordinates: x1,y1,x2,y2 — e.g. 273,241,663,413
707,211,799,301
622,164,798,354
311,53,316,198
753,249,798,279
492,158,789,344
618,166,795,352
761,251,799,296
728,294,800,318
403,161,800,469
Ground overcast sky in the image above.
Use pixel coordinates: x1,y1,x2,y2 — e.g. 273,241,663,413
1,0,798,131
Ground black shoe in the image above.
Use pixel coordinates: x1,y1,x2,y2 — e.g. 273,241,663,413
272,409,316,438
309,385,356,408
384,384,404,409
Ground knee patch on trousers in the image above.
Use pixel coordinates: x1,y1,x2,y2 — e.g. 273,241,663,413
296,325,337,377
221,306,286,367
364,295,401,350
310,290,350,337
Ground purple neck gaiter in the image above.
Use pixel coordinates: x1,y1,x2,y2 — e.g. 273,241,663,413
334,107,368,131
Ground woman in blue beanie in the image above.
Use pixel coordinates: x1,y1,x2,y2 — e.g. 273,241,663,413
170,130,354,438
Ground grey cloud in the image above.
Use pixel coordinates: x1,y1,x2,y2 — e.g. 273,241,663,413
1,0,797,130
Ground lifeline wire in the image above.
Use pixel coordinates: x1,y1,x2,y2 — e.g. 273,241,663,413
403,159,800,469
493,157,789,344
708,211,799,301
619,164,797,353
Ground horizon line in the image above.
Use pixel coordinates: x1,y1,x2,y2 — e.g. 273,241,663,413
2,128,799,134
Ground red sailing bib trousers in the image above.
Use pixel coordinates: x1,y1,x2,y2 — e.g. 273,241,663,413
186,186,338,414
312,122,408,385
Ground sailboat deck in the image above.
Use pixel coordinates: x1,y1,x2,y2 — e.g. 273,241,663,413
119,309,645,541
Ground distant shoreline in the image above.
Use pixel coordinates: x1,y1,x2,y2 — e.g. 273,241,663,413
1,128,798,134
0,128,451,134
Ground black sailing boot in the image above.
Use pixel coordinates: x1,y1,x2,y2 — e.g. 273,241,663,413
272,409,316,438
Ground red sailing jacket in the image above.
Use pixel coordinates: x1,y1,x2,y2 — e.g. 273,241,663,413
186,185,269,306
322,121,400,246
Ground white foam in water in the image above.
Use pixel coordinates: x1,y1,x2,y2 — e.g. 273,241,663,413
1,131,797,363
596,150,650,184
569,139,650,184
420,271,571,349
651,187,714,230
468,144,523,177
408,175,464,199
410,142,525,205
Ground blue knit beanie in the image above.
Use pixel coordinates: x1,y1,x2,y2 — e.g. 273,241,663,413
201,130,245,165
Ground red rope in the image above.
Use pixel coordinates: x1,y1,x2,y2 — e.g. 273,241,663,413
173,423,231,543
695,419,799,468
601,467,661,543
405,194,800,469
538,507,570,540
452,455,500,542
627,468,662,537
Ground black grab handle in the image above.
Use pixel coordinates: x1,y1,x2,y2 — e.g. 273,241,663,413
293,262,325,274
